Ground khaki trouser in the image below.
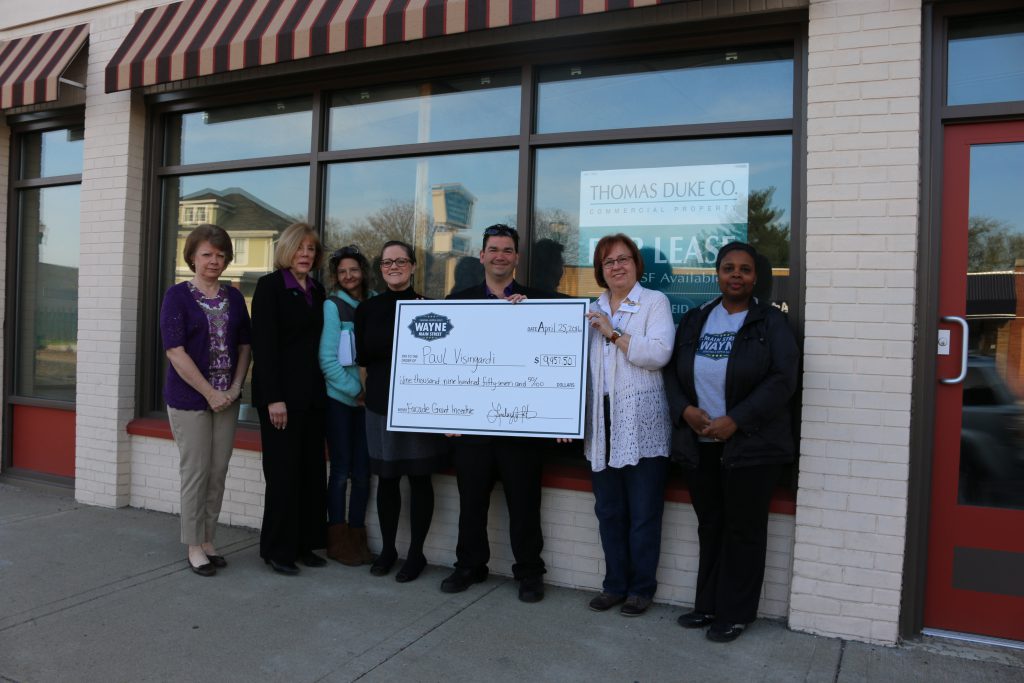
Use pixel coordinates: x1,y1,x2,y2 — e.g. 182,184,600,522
168,403,240,546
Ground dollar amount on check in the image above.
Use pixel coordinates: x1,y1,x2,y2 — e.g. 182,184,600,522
387,299,590,438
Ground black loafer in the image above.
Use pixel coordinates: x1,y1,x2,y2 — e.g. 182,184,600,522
187,558,216,577
370,552,397,577
706,623,746,643
518,577,544,603
264,558,299,575
588,592,626,612
395,555,427,583
298,551,327,568
440,566,488,593
206,554,227,568
677,610,715,629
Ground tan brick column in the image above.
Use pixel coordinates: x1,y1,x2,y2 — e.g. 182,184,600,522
791,0,922,644
74,11,147,507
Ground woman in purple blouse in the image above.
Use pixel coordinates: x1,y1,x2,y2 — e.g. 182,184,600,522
160,224,252,577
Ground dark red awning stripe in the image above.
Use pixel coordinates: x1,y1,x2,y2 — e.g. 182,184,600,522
0,24,88,109
105,0,659,93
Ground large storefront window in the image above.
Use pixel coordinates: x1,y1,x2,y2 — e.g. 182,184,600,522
536,46,793,132
145,38,798,418
165,97,313,165
324,151,518,297
14,126,83,402
16,184,81,401
533,135,792,318
328,73,520,149
948,12,1024,106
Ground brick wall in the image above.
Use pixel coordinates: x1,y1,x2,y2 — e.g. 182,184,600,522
128,435,794,615
792,0,921,645
74,11,147,507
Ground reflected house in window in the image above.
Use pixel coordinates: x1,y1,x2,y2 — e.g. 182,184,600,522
966,261,1024,398
429,183,477,293
174,187,293,304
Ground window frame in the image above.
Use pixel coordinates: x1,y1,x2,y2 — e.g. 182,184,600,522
3,109,85,476
137,23,807,422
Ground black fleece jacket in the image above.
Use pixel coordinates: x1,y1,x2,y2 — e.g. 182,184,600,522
663,296,799,469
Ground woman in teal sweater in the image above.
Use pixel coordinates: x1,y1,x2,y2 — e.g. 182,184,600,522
319,245,375,565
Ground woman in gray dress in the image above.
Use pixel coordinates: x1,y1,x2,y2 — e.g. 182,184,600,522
353,241,441,582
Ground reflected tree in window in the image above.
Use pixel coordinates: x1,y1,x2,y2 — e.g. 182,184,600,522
968,216,1024,272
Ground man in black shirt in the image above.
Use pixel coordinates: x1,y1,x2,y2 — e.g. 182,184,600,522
441,224,553,602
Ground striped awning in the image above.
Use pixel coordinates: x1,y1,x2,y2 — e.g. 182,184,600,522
106,0,660,93
0,24,88,109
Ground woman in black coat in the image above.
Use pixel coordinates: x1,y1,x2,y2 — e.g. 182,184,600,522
664,241,799,642
251,222,328,575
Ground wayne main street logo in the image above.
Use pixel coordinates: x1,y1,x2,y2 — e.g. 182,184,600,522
408,313,454,341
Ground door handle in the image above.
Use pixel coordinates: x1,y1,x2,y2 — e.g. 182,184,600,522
940,315,968,385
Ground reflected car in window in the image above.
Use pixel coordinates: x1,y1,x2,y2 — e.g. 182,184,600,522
959,355,1024,509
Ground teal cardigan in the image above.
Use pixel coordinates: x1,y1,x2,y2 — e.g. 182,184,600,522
318,290,374,406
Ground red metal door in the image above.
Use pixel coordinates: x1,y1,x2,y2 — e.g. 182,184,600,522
926,121,1024,641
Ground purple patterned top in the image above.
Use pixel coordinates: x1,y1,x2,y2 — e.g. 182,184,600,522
187,282,232,391
160,281,252,410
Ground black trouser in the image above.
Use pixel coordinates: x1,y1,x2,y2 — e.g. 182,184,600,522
258,404,327,563
689,442,781,625
452,437,545,580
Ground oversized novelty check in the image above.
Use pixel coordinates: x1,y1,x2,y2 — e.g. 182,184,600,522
387,299,590,438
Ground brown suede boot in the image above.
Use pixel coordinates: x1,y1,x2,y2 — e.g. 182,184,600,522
326,523,349,563
351,526,373,565
335,524,365,567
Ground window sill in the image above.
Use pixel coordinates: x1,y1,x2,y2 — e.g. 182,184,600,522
125,418,796,515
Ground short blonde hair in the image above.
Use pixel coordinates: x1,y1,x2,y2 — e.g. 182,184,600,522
274,222,323,271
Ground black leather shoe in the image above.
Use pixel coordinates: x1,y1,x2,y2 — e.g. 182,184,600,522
706,623,746,643
677,610,715,629
298,551,327,567
620,595,652,616
264,558,299,575
395,554,427,583
206,554,227,568
518,577,544,603
187,558,216,577
588,592,626,612
440,566,488,593
370,552,397,577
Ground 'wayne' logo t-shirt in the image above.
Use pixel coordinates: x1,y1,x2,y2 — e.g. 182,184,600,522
694,303,748,438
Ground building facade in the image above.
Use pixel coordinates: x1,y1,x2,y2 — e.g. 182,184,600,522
1,0,1022,646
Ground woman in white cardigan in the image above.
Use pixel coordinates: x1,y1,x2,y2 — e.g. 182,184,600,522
582,234,675,617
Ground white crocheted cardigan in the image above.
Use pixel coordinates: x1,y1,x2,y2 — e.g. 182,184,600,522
584,286,675,472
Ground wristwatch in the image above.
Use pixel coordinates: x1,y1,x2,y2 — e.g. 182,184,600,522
608,328,623,343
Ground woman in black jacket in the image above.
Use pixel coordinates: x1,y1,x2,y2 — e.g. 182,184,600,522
251,222,328,575
664,241,799,642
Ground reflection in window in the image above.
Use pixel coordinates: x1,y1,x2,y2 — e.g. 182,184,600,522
159,167,310,413
324,151,518,298
948,12,1024,106
165,97,313,165
16,186,81,401
20,127,84,179
533,136,792,321
328,72,520,150
537,47,793,133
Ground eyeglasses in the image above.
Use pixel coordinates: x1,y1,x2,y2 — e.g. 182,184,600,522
380,258,412,268
483,225,518,238
601,255,633,269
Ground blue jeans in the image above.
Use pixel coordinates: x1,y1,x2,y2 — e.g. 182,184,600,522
591,456,669,599
325,398,370,528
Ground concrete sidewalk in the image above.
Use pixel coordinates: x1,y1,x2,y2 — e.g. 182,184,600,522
1,480,1022,683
